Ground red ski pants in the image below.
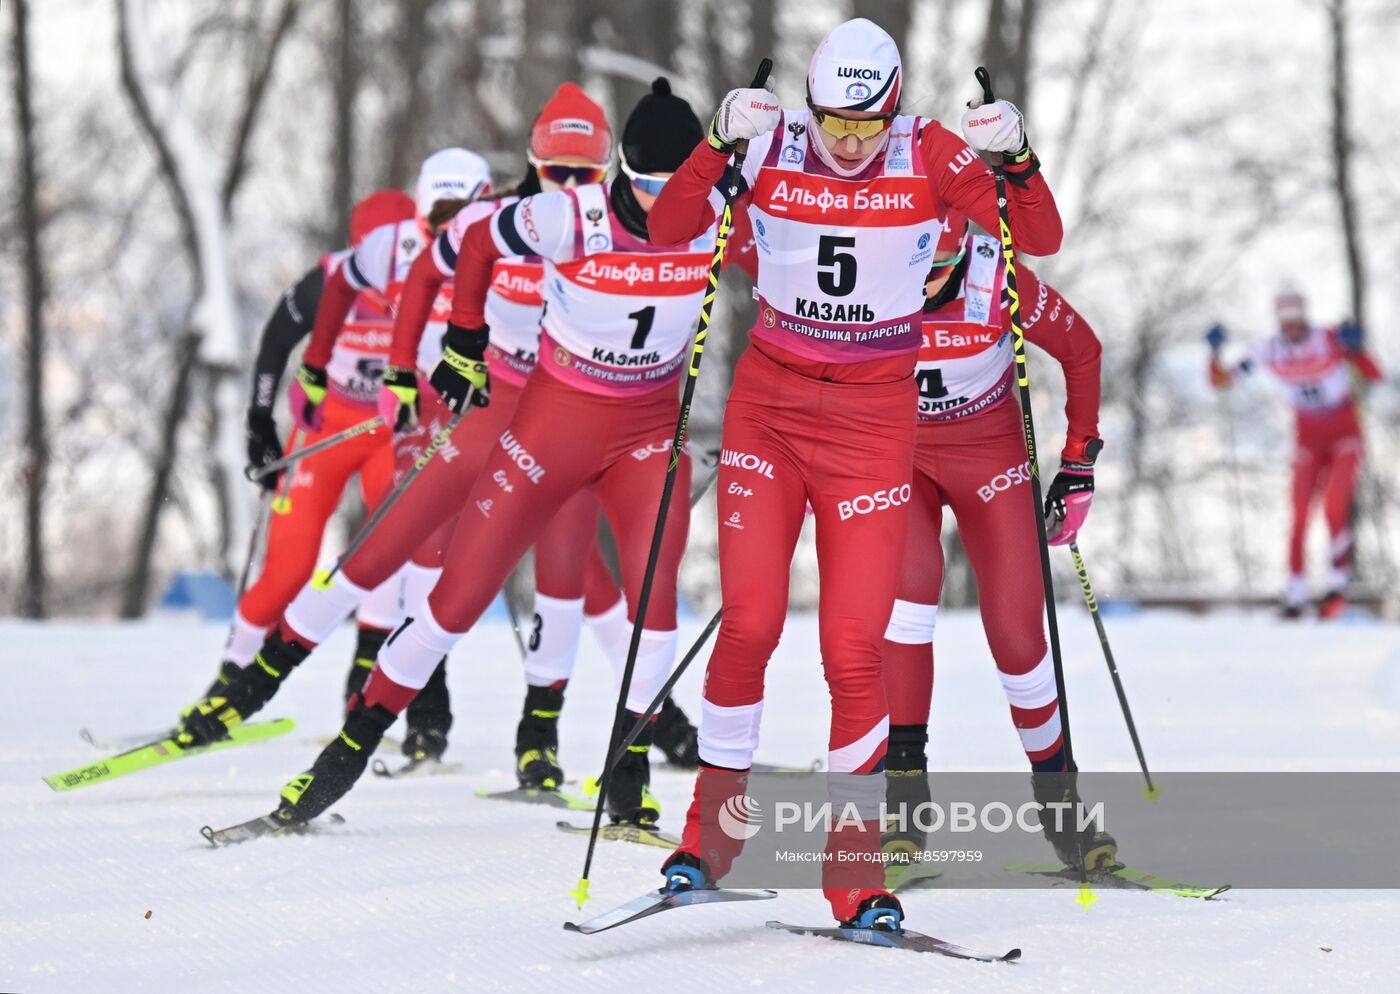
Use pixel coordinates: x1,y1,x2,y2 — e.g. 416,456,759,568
1289,412,1363,583
239,393,393,626
696,346,916,775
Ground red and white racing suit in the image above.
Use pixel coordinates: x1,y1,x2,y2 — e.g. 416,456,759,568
649,112,1063,918
1214,328,1381,599
881,233,1102,773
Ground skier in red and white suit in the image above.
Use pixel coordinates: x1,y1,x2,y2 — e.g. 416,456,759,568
1208,287,1383,618
205,190,414,704
261,79,741,827
879,216,1116,873
647,19,1064,929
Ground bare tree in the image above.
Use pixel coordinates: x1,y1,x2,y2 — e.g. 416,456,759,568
852,0,913,53
115,0,301,617
377,0,440,190
523,0,589,131
330,0,361,238
10,0,49,619
979,0,1038,111
1325,0,1365,329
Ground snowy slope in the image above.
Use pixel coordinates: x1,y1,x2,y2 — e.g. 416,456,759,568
4,610,1400,993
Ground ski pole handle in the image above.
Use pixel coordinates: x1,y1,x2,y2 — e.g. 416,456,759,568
731,58,774,161
975,65,995,104
750,58,773,91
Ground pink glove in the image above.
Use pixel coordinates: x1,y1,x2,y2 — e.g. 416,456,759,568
288,363,327,432
1043,462,1094,546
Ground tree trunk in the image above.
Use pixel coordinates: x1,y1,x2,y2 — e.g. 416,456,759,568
378,0,437,190
11,0,49,619
1327,0,1364,328
979,0,1038,112
121,333,200,618
522,0,587,138
331,0,359,237
851,0,913,55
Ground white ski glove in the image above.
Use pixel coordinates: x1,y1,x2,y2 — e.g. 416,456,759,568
960,97,1028,156
709,87,781,151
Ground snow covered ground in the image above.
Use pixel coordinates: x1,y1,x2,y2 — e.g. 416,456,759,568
5,608,1400,993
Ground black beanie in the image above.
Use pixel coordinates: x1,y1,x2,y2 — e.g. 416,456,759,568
621,77,704,174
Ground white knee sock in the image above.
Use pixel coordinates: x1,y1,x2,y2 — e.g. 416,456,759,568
357,565,407,630
523,593,586,687
585,597,631,680
698,698,764,770
622,627,678,714
400,562,443,618
283,572,370,645
377,605,461,691
223,610,267,667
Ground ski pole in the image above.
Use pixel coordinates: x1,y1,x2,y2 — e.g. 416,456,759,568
975,65,1078,771
244,416,384,481
268,425,302,515
571,57,772,910
503,583,529,660
235,489,273,599
606,608,722,770
312,408,466,591
1068,541,1157,799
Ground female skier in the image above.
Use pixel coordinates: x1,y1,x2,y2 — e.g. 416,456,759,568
1207,287,1382,618
644,18,1064,929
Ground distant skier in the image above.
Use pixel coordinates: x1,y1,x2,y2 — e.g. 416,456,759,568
646,17,1063,930
1208,286,1382,618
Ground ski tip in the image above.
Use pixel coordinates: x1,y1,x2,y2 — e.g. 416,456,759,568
562,921,584,933
79,728,97,747
41,776,61,792
570,876,591,909
370,759,391,778
327,813,346,825
199,825,217,847
1001,947,1023,962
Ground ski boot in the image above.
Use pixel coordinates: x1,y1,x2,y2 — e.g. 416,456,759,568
882,724,934,890
277,701,397,825
1318,589,1347,620
606,711,660,826
661,850,715,893
1031,772,1118,871
178,629,311,746
841,893,904,932
402,658,452,762
199,660,243,701
343,626,389,707
653,696,700,768
515,684,565,789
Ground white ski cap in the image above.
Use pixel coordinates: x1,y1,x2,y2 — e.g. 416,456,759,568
1275,283,1307,321
806,17,902,114
415,148,492,218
